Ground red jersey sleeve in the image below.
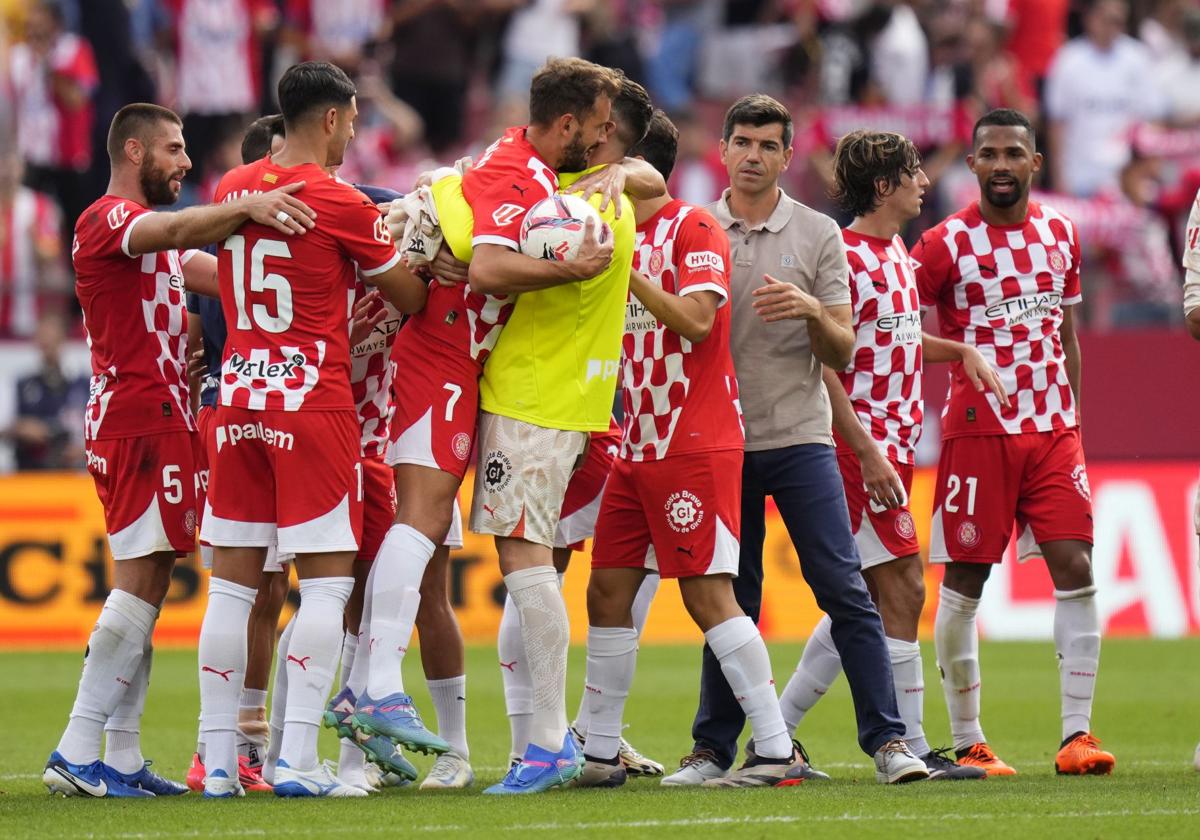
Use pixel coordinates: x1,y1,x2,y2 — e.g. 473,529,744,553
336,190,403,277
911,225,954,308
78,198,154,262
673,210,732,304
469,182,543,251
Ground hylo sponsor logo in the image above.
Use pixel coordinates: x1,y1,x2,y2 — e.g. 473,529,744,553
684,250,725,273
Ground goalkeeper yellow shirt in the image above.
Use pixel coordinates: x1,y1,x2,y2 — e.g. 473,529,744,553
479,166,634,432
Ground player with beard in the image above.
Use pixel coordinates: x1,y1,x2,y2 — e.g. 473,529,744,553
44,102,316,798
779,130,1004,781
353,58,659,796
196,61,427,799
913,108,1115,777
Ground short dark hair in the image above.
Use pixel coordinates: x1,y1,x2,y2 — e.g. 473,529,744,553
972,108,1036,150
277,61,356,126
610,73,654,155
723,94,793,149
629,110,679,181
528,57,622,128
241,114,285,164
830,130,921,218
106,103,182,163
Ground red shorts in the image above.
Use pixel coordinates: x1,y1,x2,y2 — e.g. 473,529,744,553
930,428,1093,564
195,406,215,533
385,327,481,479
554,427,620,550
837,450,920,569
592,450,741,580
85,431,198,560
202,406,363,556
358,455,396,562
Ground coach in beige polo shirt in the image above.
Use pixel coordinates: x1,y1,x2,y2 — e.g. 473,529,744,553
669,94,916,786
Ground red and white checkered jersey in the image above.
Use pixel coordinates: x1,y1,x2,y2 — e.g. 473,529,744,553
214,159,401,412
168,0,267,115
912,199,1081,438
350,282,403,457
1,187,60,337
836,230,923,464
72,195,197,440
623,199,742,461
408,127,557,364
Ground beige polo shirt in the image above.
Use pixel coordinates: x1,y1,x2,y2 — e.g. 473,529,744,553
710,188,851,451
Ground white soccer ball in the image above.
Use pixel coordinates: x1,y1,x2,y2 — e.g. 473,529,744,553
519,193,606,262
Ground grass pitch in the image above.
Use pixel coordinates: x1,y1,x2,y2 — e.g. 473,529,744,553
0,639,1197,838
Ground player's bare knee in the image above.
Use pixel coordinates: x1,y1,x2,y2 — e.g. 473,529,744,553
942,562,991,599
679,575,741,632
1043,540,1093,590
586,570,636,627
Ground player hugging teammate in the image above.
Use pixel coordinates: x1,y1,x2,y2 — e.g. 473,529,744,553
45,42,1117,800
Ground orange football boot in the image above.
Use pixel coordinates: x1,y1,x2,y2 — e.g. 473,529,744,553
955,742,1017,776
1055,732,1115,776
186,752,273,792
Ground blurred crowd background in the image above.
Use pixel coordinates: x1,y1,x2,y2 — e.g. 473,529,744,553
1,0,1198,471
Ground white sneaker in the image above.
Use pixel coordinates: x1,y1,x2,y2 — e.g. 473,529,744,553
873,738,930,784
419,752,475,789
272,759,368,797
660,749,729,787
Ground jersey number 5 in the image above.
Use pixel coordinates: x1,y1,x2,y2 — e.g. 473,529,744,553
225,235,294,333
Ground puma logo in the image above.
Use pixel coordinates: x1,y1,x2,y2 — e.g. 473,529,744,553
511,183,528,196
499,659,518,672
287,654,311,671
202,665,234,682
676,545,694,557
483,504,498,517
976,259,998,277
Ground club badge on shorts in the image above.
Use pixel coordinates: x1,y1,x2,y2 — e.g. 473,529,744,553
665,490,704,533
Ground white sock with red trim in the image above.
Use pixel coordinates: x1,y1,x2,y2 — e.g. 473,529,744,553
779,614,841,736
198,578,256,782
279,576,352,770
1054,585,1100,740
706,616,791,760
504,566,570,753
581,626,639,762
498,592,533,758
935,584,985,751
365,525,433,699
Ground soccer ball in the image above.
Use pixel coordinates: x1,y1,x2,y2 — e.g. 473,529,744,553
519,194,606,262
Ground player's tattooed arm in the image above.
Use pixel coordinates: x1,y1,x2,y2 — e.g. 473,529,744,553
923,334,1010,407
569,158,666,218
1060,303,1082,417
821,366,905,509
125,182,317,255
628,268,720,343
469,218,614,294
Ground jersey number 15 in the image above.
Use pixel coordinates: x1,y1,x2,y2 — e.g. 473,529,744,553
225,235,293,333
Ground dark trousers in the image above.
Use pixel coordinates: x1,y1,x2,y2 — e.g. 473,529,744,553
690,443,904,765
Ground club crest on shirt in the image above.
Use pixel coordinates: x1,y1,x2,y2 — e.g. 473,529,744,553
665,490,704,533
1071,464,1091,502
1047,248,1067,275
648,248,664,275
452,433,472,461
957,520,981,549
780,254,797,268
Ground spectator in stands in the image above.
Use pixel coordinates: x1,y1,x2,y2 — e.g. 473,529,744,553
1044,0,1166,197
965,15,1036,117
162,0,277,183
4,311,86,470
1139,0,1189,66
497,0,591,100
644,0,716,113
283,0,387,77
0,153,64,339
388,0,486,156
868,1,927,106
9,1,98,252
1003,0,1069,100
1159,9,1200,125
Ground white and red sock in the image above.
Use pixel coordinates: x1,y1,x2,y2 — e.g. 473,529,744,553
778,614,841,736
934,584,985,751
198,578,256,781
364,525,432,699
1054,585,1100,740
706,616,791,760
581,626,638,762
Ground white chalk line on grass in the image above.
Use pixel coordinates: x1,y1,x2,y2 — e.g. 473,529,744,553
63,807,1200,839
